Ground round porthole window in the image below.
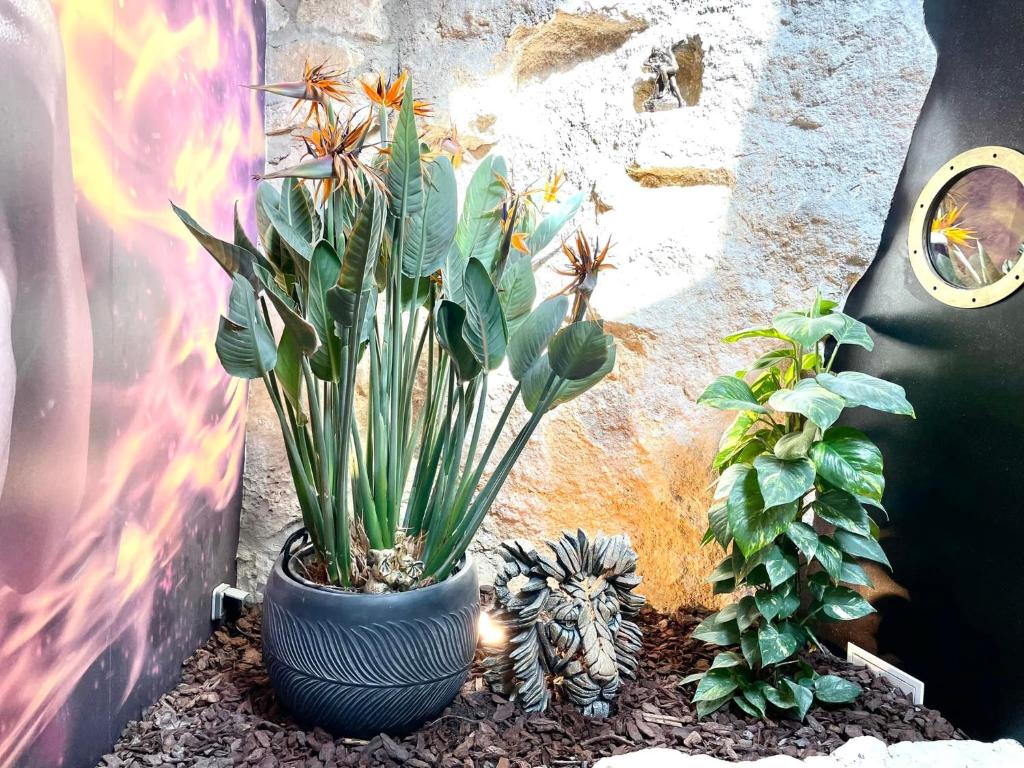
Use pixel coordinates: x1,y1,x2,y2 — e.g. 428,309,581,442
909,146,1024,308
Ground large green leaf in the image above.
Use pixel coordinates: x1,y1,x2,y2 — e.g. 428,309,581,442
810,427,884,504
693,613,740,646
812,488,870,536
753,455,815,507
840,559,874,587
462,258,508,370
693,669,739,702
813,536,844,582
443,241,469,305
387,77,423,217
328,189,385,334
786,522,817,561
275,326,304,416
831,312,874,350
758,622,800,665
263,193,314,261
172,202,264,286
455,154,507,268
768,379,846,430
833,529,891,569
772,311,846,348
507,296,567,380
707,501,732,548
254,263,318,355
527,191,584,255
308,241,342,381
498,255,537,337
522,334,614,412
816,371,914,417
748,545,799,589
281,178,316,243
814,675,862,704
727,466,799,557
548,321,608,380
755,584,799,622
404,156,456,276
782,680,814,720
552,335,614,407
820,586,876,620
436,300,482,381
215,274,277,379
699,376,768,414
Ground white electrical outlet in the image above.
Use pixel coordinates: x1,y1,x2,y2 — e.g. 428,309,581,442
211,583,250,622
847,643,925,705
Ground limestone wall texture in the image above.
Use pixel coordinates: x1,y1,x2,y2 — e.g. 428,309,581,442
237,0,936,607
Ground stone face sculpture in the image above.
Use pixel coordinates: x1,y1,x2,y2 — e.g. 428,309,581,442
483,530,645,717
642,45,683,110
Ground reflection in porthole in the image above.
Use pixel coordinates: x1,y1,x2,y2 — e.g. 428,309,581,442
928,167,1024,289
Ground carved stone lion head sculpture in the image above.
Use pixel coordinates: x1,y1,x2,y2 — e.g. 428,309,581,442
482,530,645,717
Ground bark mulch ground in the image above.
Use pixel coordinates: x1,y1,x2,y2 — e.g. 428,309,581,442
98,599,964,768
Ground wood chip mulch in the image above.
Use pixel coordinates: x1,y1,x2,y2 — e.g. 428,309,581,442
98,597,965,768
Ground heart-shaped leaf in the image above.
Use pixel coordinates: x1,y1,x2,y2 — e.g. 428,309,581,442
753,455,816,507
816,371,914,417
768,379,846,430
772,311,845,347
812,488,871,536
699,376,768,413
814,675,862,704
810,427,884,504
727,467,799,557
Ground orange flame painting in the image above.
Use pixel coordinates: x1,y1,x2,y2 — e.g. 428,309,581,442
0,2,263,766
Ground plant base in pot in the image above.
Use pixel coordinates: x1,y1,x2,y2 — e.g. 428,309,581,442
262,536,480,738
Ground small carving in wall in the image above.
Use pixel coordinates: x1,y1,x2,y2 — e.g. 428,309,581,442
642,45,683,110
482,531,645,717
634,35,704,113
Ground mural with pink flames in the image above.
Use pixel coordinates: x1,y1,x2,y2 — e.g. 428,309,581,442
0,2,264,766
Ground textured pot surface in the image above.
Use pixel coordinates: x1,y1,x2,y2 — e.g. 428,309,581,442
262,550,480,738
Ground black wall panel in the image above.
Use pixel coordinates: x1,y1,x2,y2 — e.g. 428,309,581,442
840,0,1024,741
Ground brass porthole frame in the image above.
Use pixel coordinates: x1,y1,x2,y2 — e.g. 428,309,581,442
908,145,1024,308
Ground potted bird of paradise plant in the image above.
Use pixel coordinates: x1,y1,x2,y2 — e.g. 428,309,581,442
172,62,616,737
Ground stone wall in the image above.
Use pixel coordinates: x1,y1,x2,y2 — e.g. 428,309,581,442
238,0,936,607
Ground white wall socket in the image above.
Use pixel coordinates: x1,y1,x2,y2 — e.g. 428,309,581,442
847,643,925,705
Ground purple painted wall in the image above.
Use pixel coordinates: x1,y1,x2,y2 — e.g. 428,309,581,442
0,2,265,765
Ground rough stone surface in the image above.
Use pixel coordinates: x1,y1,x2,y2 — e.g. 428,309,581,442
240,0,937,603
594,737,1024,767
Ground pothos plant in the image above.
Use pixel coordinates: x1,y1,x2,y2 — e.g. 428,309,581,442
172,64,615,591
684,295,914,720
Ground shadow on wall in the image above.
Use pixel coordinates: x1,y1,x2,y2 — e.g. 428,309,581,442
0,2,264,767
836,0,1024,742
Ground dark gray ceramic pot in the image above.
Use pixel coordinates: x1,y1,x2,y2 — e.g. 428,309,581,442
262,543,479,738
